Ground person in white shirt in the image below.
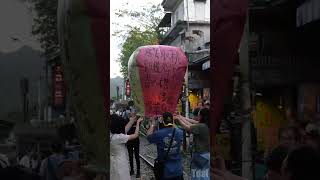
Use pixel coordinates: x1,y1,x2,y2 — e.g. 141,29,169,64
0,153,9,168
19,150,32,169
110,114,143,180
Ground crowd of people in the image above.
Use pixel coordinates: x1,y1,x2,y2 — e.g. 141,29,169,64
212,108,320,180
110,100,210,180
0,140,92,180
2,99,319,180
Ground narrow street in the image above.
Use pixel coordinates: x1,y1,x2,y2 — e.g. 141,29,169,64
130,135,191,180
1,0,320,180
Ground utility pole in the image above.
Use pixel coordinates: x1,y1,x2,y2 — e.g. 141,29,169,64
183,69,189,151
124,81,126,101
183,0,190,149
122,84,125,101
116,86,119,100
38,77,41,121
45,60,48,122
240,14,253,179
20,78,29,123
185,68,189,119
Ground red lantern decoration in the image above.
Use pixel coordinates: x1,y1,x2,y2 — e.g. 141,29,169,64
126,79,131,97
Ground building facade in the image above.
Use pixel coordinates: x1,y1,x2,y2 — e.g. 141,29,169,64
249,0,320,178
159,0,211,111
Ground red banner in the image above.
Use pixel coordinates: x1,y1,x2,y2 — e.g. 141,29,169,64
211,0,248,145
52,65,65,108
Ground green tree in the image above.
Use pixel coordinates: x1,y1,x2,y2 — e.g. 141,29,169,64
113,4,164,78
28,0,60,58
118,27,159,77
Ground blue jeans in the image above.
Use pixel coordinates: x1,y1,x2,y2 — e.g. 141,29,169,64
190,152,210,180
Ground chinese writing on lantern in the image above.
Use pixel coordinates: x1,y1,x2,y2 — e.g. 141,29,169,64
52,65,65,108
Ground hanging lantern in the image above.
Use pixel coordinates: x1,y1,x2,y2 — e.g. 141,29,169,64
128,45,188,117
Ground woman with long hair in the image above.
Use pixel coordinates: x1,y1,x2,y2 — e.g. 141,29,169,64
175,108,210,180
110,114,143,180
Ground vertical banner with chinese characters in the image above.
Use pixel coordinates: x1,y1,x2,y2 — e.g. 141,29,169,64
52,65,65,109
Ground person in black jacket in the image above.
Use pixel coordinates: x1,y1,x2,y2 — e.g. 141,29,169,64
126,108,141,178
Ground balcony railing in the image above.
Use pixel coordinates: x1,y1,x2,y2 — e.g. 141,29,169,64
251,56,320,68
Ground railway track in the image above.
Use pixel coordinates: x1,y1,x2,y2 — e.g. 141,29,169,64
139,153,189,177
139,153,154,167
138,129,189,179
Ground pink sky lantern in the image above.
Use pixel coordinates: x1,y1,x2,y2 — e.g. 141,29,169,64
128,45,188,117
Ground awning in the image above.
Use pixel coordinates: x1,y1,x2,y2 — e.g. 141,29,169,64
189,54,210,71
158,13,172,28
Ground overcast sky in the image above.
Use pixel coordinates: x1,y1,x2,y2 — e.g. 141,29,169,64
110,0,163,78
0,0,162,78
0,0,41,53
